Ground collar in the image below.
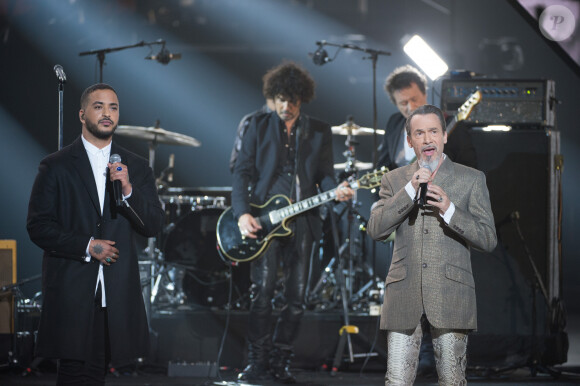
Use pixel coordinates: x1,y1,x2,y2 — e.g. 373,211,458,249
81,135,112,158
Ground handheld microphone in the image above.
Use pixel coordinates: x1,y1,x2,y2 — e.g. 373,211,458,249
109,154,123,207
418,164,433,207
53,64,67,83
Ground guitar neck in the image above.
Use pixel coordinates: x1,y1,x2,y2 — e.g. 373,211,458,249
269,189,339,225
269,176,368,225
445,116,458,135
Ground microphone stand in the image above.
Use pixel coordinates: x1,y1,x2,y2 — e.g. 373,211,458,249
57,77,65,150
79,39,166,82
316,41,390,282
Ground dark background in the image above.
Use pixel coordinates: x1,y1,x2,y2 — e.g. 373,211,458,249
0,0,578,320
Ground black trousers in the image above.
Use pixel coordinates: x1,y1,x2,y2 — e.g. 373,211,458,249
56,287,111,386
247,216,313,353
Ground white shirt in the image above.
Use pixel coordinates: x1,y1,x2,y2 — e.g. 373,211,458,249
82,135,110,307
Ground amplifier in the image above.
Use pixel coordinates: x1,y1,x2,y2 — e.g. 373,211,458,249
0,240,17,334
440,79,555,127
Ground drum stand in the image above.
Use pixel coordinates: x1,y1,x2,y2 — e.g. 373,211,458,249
338,132,378,311
0,275,42,372
141,134,187,317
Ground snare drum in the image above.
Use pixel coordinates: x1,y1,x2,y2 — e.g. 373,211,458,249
160,195,226,223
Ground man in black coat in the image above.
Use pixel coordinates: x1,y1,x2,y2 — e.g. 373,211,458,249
27,83,164,385
233,62,353,383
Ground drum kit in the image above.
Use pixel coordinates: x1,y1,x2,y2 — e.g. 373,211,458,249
113,124,251,314
116,117,384,315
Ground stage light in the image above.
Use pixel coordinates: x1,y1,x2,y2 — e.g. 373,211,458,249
403,35,448,80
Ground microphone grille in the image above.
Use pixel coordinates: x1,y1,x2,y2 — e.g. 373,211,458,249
109,154,121,163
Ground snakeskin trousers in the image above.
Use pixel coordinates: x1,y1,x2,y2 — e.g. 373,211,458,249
385,322,468,386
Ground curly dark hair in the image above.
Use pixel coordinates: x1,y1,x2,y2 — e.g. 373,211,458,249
80,83,117,109
384,65,427,105
262,61,315,104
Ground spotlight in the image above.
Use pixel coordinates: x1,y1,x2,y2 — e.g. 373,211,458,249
403,35,448,80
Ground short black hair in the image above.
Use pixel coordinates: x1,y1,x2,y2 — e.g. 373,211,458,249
404,104,446,136
384,65,427,105
262,61,315,104
80,83,117,109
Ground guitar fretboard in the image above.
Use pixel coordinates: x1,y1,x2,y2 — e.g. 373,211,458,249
269,190,338,225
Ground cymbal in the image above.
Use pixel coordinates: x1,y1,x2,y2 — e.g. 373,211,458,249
116,125,201,147
334,160,374,170
331,122,385,136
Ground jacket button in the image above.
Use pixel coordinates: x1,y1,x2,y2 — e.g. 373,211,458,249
423,229,428,234
422,263,427,268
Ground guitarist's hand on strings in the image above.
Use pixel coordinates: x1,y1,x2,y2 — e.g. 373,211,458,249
238,213,261,239
335,181,354,202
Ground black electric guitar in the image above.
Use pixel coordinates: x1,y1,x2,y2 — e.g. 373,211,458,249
216,168,387,263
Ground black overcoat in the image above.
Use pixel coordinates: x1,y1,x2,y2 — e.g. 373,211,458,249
27,136,164,362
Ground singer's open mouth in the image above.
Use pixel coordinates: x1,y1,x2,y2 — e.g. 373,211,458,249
422,146,436,156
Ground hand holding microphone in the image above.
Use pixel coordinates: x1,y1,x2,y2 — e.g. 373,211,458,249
108,154,130,206
413,165,432,206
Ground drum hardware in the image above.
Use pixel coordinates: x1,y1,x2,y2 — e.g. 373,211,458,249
0,275,42,370
331,118,385,136
152,206,250,309
115,121,204,313
333,160,374,171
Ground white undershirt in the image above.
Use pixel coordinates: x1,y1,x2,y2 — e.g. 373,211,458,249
82,135,110,307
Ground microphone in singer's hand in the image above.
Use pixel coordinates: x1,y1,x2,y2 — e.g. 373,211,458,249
109,154,123,207
419,182,428,206
417,164,432,207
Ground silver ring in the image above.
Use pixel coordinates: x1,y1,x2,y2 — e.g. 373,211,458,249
416,175,419,180
438,196,443,202
106,257,112,263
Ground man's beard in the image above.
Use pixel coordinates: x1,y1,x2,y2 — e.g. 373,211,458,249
86,119,116,140
419,154,440,172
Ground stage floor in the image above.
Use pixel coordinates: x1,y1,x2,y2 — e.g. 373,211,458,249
1,365,580,385
1,311,579,385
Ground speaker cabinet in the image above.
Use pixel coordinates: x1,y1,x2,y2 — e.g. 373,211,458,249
0,240,17,334
468,129,563,363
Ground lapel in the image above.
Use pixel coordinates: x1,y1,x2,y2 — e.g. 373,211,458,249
71,137,102,216
432,155,453,188
405,160,419,182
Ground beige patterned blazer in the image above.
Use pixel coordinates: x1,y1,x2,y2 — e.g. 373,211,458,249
367,156,497,331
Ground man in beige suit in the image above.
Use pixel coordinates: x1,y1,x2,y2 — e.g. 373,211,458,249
367,104,497,385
